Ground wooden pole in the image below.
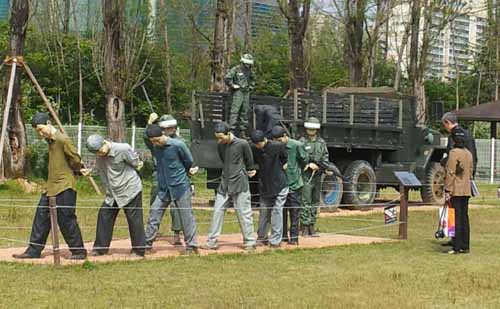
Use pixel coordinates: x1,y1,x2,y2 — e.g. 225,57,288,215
0,60,18,167
399,185,408,240
23,62,66,134
22,62,102,195
49,196,61,266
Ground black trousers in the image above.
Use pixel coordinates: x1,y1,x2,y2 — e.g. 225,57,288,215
282,190,301,242
27,189,86,257
93,192,146,255
451,196,470,251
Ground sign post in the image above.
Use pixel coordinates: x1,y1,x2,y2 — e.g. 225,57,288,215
394,172,422,240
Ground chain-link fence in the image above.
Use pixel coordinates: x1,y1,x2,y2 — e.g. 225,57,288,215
26,125,500,184
474,138,500,184
26,125,191,169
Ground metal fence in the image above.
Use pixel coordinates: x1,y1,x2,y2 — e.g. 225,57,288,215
26,125,191,167
475,138,500,184
26,125,500,184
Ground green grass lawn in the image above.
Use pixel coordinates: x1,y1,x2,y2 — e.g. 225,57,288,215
0,179,499,307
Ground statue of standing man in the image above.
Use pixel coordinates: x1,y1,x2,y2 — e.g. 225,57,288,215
224,53,256,139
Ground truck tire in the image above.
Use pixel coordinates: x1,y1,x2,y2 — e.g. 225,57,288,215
342,160,377,209
320,164,343,210
420,162,445,204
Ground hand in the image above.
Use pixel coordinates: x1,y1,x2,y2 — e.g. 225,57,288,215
247,170,257,178
309,163,319,171
282,163,288,170
148,112,159,125
325,170,334,176
232,84,240,90
445,192,451,201
135,161,144,171
80,168,92,176
189,166,199,176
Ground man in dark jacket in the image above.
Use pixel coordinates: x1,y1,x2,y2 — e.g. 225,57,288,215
441,112,477,175
250,130,289,248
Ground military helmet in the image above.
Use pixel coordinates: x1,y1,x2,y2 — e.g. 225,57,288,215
304,117,321,129
158,114,177,128
240,53,254,65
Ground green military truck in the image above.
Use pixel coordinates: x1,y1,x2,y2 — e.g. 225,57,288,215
188,87,446,208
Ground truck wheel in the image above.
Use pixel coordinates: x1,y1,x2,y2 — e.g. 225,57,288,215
342,160,377,209
421,162,445,204
320,164,343,210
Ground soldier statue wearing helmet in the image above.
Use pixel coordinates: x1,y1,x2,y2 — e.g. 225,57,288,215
299,117,331,237
224,53,256,139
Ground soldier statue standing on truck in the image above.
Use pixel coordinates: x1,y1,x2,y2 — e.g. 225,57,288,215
224,53,256,138
300,117,332,237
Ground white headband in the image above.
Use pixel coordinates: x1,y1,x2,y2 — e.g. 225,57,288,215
304,122,320,129
158,119,177,128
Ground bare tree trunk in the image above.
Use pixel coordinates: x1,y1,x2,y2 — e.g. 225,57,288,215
63,0,70,34
1,0,29,178
225,0,235,67
343,0,366,86
279,0,311,90
476,67,482,106
211,0,226,92
394,19,411,91
414,80,426,125
245,0,252,51
408,0,420,87
105,95,126,142
496,2,500,100
159,0,172,113
366,0,389,87
102,0,126,141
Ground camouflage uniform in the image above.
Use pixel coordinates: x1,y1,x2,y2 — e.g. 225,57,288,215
299,117,329,236
224,55,256,133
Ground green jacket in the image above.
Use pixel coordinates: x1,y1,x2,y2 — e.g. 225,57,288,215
46,131,83,196
299,135,329,176
224,64,256,92
285,138,308,191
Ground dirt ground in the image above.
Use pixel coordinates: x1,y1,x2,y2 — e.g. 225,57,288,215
0,233,391,266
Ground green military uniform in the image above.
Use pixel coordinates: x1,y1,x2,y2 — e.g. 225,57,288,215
224,54,256,133
299,118,329,231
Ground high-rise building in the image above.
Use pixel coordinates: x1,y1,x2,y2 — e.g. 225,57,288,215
234,0,284,39
0,0,9,21
387,0,487,80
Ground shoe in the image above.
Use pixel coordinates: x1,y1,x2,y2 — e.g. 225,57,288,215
201,243,219,250
300,225,308,237
173,232,182,246
256,239,269,246
309,226,320,238
89,250,105,257
441,241,454,247
12,252,40,259
65,253,87,260
458,249,470,254
243,245,256,252
282,238,289,243
444,249,458,254
181,247,199,256
288,240,299,246
130,252,145,258
270,243,281,249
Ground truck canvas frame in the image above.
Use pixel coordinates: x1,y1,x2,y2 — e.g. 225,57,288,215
189,87,446,209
